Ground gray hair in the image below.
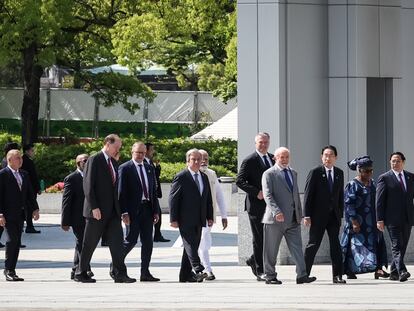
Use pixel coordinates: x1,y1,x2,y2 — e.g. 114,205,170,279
186,148,201,162
255,132,270,142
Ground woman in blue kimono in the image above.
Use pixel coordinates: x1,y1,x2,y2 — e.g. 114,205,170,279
341,156,389,279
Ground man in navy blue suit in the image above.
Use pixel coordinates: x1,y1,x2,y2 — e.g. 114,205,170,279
169,148,214,283
0,149,39,281
119,142,160,282
376,151,414,282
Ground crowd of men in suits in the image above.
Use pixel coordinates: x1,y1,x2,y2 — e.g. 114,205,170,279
237,132,414,285
1,131,413,284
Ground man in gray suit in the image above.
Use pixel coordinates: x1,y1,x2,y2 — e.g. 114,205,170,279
262,147,316,285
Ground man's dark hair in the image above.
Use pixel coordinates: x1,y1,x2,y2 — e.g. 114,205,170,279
145,142,154,149
390,151,406,161
23,143,34,153
321,145,338,157
3,142,20,156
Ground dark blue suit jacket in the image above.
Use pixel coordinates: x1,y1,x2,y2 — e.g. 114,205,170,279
169,169,213,228
118,160,159,219
0,167,38,221
376,170,414,226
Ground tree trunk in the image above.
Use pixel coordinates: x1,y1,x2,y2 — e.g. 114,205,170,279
21,43,43,146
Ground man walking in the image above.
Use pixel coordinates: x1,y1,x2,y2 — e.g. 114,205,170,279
74,134,135,283
262,147,316,285
376,151,414,282
61,153,93,280
0,149,39,281
169,148,214,283
236,132,274,280
119,142,160,282
303,145,345,284
198,149,228,281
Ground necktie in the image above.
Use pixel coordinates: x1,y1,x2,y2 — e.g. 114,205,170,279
263,155,271,169
14,171,22,190
194,173,201,194
327,169,333,192
283,168,293,192
138,164,149,199
107,157,115,185
399,173,406,192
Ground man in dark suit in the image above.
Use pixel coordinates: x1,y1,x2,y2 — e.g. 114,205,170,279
145,142,169,242
0,142,20,248
21,144,41,234
169,148,214,282
74,134,135,283
303,145,345,284
376,151,414,282
61,153,93,280
0,149,39,281
236,132,274,280
119,142,160,282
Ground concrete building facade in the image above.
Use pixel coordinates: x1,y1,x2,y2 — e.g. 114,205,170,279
237,0,414,263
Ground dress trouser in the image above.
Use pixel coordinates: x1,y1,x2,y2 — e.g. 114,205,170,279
387,223,411,276
304,211,343,277
263,221,307,279
77,210,126,276
248,214,264,274
199,226,213,273
123,202,154,274
4,211,25,270
179,225,204,280
153,205,163,239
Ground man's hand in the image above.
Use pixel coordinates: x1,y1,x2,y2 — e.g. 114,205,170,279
61,225,70,231
303,218,311,226
207,219,213,227
0,215,5,227
377,221,385,232
153,214,160,224
32,209,40,221
122,214,130,225
170,221,179,228
222,218,228,230
275,213,284,222
92,208,102,220
257,191,264,200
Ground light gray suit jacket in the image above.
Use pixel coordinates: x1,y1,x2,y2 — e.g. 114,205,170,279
261,166,302,224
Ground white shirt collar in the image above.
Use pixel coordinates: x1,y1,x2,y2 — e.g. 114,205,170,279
188,167,200,176
102,150,111,162
7,165,19,174
392,169,404,177
77,168,83,177
132,159,145,166
256,150,269,158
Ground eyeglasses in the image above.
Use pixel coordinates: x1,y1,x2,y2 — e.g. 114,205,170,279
77,159,88,165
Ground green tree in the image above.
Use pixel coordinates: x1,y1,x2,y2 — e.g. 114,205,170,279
0,0,154,145
111,0,237,102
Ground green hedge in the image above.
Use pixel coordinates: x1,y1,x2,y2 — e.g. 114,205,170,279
0,132,237,186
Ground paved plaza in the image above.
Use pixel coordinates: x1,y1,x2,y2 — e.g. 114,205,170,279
1,214,414,310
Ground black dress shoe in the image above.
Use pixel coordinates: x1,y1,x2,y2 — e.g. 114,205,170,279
19,244,26,248
0,242,5,248
374,270,389,279
246,258,258,277
389,273,399,281
265,278,282,285
296,275,317,284
400,272,410,282
74,272,96,283
194,272,207,282
114,275,136,283
70,271,75,280
179,276,198,283
347,273,357,279
140,273,160,282
25,227,41,233
4,270,24,281
333,276,346,284
153,236,171,242
87,270,94,278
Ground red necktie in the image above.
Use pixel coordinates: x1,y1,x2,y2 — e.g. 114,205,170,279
107,157,115,185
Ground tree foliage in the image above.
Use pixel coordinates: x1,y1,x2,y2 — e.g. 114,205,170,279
0,0,154,144
111,0,237,102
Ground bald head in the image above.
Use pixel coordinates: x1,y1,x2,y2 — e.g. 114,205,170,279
76,154,89,171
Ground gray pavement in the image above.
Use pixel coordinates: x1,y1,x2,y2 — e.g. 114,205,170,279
1,214,414,310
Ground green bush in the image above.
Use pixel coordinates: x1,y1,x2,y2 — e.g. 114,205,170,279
0,133,237,186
